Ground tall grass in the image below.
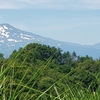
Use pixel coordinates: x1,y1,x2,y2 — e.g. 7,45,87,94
0,47,100,100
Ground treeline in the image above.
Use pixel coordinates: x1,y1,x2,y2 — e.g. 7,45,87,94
0,43,100,100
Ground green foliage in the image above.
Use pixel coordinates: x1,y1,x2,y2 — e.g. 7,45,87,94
67,69,98,91
0,43,100,100
0,53,4,59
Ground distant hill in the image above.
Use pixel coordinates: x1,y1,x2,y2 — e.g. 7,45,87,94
0,23,100,58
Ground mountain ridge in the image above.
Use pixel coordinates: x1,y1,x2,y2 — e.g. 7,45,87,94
0,23,100,58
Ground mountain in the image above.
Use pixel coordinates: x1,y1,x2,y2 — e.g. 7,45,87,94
0,23,100,58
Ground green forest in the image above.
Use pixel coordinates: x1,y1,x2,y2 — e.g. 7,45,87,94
0,43,100,100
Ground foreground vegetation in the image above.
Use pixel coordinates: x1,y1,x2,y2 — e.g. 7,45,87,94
0,43,100,100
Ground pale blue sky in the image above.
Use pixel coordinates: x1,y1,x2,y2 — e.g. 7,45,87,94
0,0,100,45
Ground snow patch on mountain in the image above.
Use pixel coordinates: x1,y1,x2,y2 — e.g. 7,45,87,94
3,25,9,30
58,44,61,46
0,40,4,43
10,28,13,30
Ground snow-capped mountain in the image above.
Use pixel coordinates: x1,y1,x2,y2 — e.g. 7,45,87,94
0,23,65,57
0,23,100,58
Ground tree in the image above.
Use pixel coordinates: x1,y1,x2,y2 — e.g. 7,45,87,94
0,53,4,59
63,51,71,65
71,51,77,61
67,68,98,92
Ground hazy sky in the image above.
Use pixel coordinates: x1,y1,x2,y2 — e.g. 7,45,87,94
0,0,100,45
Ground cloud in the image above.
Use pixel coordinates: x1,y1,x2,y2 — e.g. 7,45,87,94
81,0,100,9
20,0,51,4
19,0,100,10
0,0,27,9
0,0,100,10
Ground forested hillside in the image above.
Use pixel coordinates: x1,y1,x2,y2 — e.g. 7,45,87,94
0,43,100,100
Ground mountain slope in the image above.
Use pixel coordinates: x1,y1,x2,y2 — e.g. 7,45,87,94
0,23,100,58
